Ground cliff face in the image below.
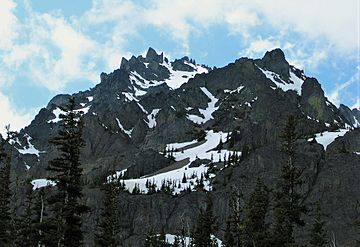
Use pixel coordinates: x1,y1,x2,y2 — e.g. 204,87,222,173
6,48,360,246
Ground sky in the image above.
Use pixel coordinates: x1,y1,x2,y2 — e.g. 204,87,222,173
0,0,359,132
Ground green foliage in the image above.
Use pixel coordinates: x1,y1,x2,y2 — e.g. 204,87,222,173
16,189,41,247
272,115,307,246
46,97,89,246
192,197,217,247
0,143,12,246
243,178,270,247
0,128,17,246
95,181,122,247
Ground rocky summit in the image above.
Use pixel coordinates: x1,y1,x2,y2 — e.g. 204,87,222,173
2,47,360,246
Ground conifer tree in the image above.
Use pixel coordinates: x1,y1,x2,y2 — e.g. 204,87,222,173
272,115,307,246
16,188,39,247
0,138,12,246
95,181,121,247
0,127,16,246
46,97,89,247
243,178,270,247
33,188,48,246
192,197,217,247
309,204,327,247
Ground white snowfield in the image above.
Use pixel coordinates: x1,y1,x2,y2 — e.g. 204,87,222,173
257,66,304,95
165,233,222,246
310,129,349,150
17,134,44,157
146,109,161,128
161,60,209,90
115,118,133,137
111,130,241,195
187,87,219,124
124,60,209,104
48,105,91,123
31,179,56,190
224,86,245,94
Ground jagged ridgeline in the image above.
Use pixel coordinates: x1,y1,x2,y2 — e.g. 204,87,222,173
2,48,360,246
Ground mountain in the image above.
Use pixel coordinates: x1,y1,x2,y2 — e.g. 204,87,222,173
4,47,360,246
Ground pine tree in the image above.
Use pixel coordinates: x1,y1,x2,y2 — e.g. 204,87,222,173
243,178,270,247
182,173,187,183
33,188,48,246
0,128,16,246
272,115,307,246
46,96,89,247
95,181,121,247
309,204,328,247
192,197,217,247
16,188,39,247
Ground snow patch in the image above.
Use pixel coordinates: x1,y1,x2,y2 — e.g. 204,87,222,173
115,118,133,137
310,129,348,150
187,87,219,124
166,130,238,163
165,234,222,246
111,130,240,195
161,60,209,89
257,66,303,95
122,92,139,102
48,105,91,123
17,134,44,157
224,86,245,94
31,179,56,190
146,109,161,128
87,96,94,102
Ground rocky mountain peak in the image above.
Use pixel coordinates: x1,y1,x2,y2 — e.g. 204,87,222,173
145,47,164,63
260,48,290,80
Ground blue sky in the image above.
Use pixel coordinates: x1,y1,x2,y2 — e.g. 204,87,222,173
0,0,359,132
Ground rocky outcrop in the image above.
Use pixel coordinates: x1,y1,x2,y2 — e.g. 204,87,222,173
256,48,290,81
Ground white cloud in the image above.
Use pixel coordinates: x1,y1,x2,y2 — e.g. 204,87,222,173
0,0,19,50
27,13,99,91
328,67,360,106
0,92,33,136
250,0,358,52
83,0,358,55
242,37,281,58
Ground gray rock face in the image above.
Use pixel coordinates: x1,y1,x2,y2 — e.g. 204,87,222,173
171,57,196,72
7,47,360,247
301,77,348,126
145,47,164,64
258,48,290,81
339,104,357,126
